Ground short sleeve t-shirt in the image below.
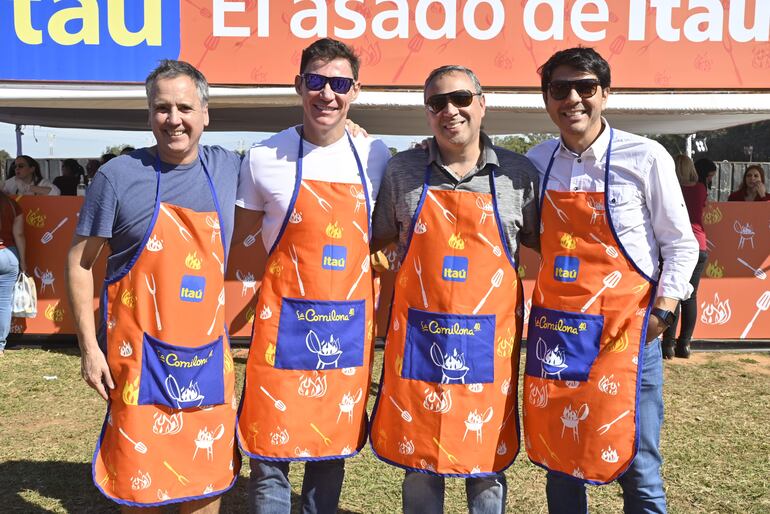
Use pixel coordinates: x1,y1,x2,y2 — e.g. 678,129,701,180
76,146,241,280
236,126,391,250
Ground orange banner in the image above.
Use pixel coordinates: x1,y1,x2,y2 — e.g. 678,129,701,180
10,198,769,342
180,0,770,89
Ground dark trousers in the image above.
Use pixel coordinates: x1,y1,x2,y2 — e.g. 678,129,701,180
663,250,708,344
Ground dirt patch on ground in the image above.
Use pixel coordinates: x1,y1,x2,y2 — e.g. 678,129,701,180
665,351,770,375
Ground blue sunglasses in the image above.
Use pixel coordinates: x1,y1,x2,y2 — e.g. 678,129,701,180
300,73,355,94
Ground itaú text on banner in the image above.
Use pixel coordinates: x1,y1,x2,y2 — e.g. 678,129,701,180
2,1,769,88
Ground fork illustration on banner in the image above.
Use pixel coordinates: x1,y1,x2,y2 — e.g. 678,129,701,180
40,217,68,244
289,244,305,296
737,258,767,280
159,205,192,242
740,291,770,339
144,273,162,331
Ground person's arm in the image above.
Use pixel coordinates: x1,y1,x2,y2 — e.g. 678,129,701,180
370,163,398,252
11,213,26,273
519,162,541,254
67,235,113,400
645,149,699,342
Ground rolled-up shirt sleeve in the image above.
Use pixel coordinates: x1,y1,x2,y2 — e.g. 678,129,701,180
646,148,699,301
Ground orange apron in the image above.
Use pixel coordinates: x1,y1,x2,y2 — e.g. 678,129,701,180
237,132,375,460
523,131,655,484
370,167,522,476
93,156,239,506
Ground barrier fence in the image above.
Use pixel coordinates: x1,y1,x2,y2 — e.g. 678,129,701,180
12,197,769,342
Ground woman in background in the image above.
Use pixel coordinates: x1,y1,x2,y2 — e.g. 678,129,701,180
662,155,711,359
728,164,769,201
3,155,60,196
0,191,26,356
53,159,84,196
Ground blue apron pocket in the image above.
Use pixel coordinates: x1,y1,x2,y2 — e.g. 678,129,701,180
275,298,366,370
403,308,495,384
138,333,225,409
524,306,603,382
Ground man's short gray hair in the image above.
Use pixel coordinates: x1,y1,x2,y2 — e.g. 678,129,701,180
145,59,209,106
423,65,483,98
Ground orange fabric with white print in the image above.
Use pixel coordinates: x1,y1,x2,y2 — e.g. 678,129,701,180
523,190,653,484
94,202,239,506
237,179,375,459
370,188,522,475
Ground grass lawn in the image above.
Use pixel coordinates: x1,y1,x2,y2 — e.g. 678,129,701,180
1,347,768,513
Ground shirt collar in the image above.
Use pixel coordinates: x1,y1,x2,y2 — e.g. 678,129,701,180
428,131,500,171
557,117,611,161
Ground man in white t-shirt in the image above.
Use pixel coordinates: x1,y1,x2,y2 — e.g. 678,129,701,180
234,38,390,514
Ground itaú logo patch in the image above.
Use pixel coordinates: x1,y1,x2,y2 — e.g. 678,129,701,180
442,256,468,282
322,245,347,271
554,256,579,282
179,275,206,302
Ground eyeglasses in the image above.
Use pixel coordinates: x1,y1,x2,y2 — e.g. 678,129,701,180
425,90,481,113
300,73,355,94
547,79,601,101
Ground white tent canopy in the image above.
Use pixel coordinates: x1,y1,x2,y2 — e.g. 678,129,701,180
1,84,770,135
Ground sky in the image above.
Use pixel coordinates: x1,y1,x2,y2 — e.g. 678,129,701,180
0,122,422,159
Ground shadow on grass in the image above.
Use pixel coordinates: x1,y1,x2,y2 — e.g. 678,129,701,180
0,460,364,513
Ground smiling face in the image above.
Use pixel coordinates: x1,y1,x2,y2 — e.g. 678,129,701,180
148,75,209,165
545,65,608,154
424,71,485,154
296,57,360,146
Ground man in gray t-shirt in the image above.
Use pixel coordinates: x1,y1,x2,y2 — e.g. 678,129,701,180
66,60,240,512
370,65,539,514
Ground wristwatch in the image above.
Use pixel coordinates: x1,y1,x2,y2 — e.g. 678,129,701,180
651,308,676,328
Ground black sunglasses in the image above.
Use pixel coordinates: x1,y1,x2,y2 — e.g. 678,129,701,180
548,79,601,101
300,73,355,94
425,90,481,113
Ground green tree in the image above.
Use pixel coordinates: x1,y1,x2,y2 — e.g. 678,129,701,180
0,149,10,177
103,144,133,156
493,134,553,154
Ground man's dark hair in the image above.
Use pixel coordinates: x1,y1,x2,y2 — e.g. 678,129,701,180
538,47,611,95
300,38,360,81
145,59,209,106
423,65,483,98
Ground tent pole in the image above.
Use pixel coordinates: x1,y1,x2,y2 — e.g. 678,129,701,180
15,124,23,156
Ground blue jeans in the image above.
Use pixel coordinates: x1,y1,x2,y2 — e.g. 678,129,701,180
0,247,19,351
545,340,667,514
402,471,507,514
248,458,344,514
